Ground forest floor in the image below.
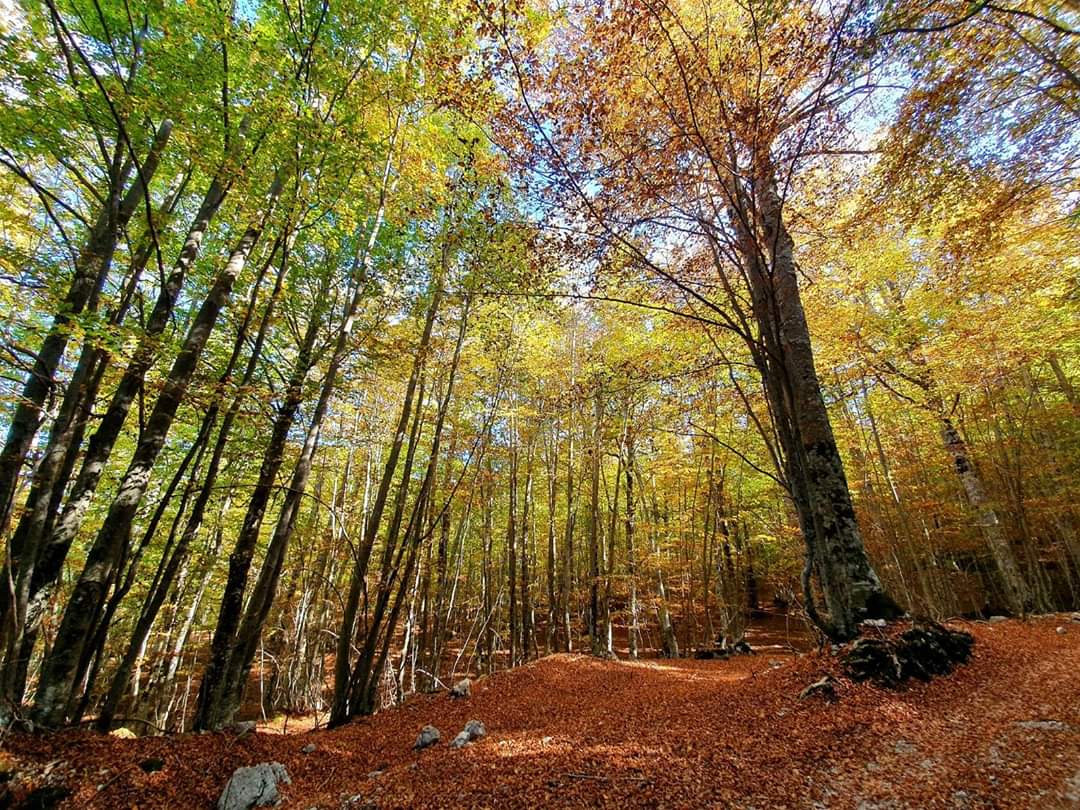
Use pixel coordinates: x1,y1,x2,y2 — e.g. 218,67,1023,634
3,616,1080,809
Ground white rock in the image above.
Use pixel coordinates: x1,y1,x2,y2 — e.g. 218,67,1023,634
862,618,888,628
217,762,290,810
1057,626,1068,635
300,743,316,754
893,739,917,755
988,615,1008,624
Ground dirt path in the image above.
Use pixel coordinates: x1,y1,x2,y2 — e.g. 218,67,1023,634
5,617,1079,808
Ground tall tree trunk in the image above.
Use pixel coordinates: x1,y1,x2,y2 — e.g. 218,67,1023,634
31,175,281,727
343,299,468,719
0,120,172,537
507,410,518,667
520,436,534,661
192,252,332,731
208,244,407,728
625,423,638,659
11,158,241,690
729,161,899,640
588,388,602,654
940,417,1033,613
0,167,191,696
545,423,558,653
95,241,289,730
562,409,576,651
329,265,443,727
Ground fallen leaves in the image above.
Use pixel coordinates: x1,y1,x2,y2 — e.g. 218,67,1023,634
1,616,1078,808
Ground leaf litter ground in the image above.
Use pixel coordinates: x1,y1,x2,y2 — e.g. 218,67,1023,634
4,616,1079,808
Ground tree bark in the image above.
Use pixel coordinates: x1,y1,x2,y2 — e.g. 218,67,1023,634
940,417,1032,613
95,240,289,730
14,159,240,684
31,175,281,727
0,120,172,537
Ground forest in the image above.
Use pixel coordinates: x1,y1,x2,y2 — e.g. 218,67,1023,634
0,0,1077,806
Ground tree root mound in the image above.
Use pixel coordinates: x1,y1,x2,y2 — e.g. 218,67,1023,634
842,622,974,688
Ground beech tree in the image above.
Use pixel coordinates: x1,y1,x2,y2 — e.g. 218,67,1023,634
0,0,1073,735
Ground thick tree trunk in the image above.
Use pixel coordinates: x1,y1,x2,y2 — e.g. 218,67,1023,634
727,162,899,640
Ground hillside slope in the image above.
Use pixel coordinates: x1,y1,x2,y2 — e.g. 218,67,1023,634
6,617,1080,809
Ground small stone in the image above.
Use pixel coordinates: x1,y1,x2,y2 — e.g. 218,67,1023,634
862,618,888,628
450,719,487,749
301,743,316,754
110,727,137,739
217,762,290,810
449,678,471,699
988,615,1008,624
1056,626,1067,635
414,725,441,750
1070,612,1080,623
231,720,257,736
951,789,972,808
463,719,486,739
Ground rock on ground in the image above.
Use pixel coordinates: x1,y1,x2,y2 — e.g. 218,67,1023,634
451,719,487,749
217,762,290,810
414,725,440,750
450,678,471,698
